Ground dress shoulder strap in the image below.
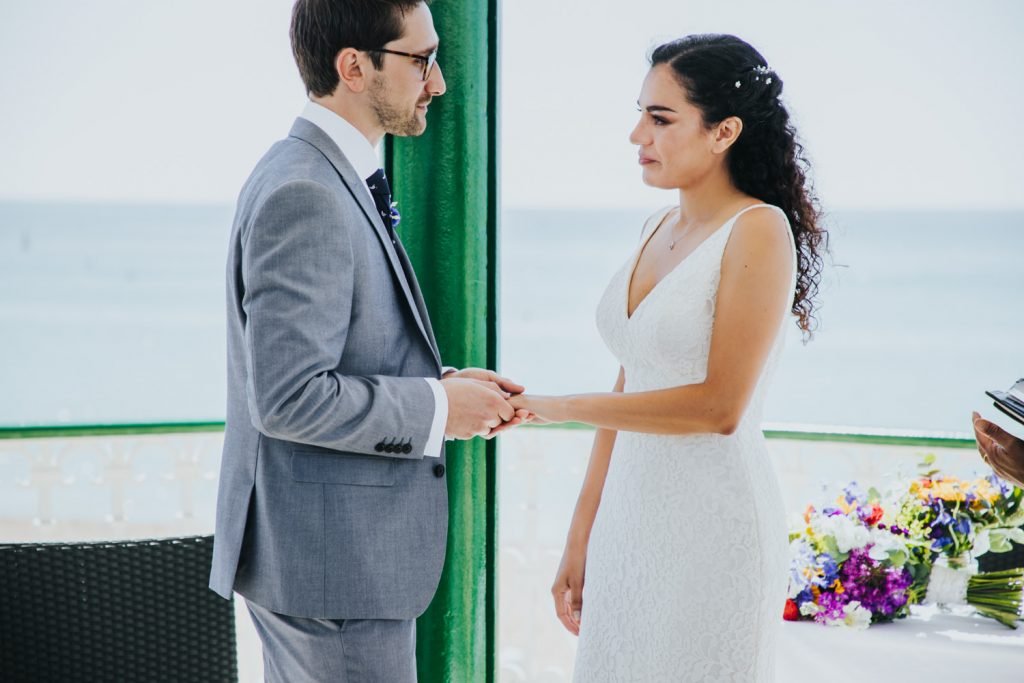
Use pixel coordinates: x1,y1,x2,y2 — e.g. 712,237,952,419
726,203,798,294
729,203,789,226
728,204,794,249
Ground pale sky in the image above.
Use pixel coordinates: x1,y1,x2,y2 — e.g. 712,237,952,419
1,0,1022,209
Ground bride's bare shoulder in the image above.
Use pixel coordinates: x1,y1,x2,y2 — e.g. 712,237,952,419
729,205,792,259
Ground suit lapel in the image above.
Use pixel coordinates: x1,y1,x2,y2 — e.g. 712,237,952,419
392,239,442,364
288,118,441,372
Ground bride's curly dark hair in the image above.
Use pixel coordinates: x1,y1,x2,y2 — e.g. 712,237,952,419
652,34,828,337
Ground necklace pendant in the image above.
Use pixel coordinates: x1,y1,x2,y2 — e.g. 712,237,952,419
668,240,675,250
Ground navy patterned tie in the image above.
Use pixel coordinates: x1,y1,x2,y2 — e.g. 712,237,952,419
366,168,400,244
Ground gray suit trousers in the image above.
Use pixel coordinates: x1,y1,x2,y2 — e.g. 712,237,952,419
246,600,416,683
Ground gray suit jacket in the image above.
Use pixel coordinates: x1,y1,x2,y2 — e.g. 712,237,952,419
209,118,448,620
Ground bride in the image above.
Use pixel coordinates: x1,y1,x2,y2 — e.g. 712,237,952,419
511,34,827,681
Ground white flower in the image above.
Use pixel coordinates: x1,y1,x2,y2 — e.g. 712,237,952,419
812,514,869,553
973,528,991,557
866,527,908,561
799,601,820,617
842,601,872,630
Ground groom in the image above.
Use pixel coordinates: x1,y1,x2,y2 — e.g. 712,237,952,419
209,1,525,680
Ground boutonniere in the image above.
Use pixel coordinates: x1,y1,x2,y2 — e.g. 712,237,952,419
390,201,401,229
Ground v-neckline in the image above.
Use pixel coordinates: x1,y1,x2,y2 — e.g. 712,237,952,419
624,205,755,321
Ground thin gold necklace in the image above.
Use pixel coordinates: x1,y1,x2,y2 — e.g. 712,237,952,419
667,212,694,251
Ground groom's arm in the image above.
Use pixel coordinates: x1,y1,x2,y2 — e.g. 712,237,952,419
241,179,435,458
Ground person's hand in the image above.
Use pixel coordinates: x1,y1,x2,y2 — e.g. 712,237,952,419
441,377,516,440
443,369,532,438
552,543,586,636
973,412,1024,489
510,394,565,425
444,367,525,396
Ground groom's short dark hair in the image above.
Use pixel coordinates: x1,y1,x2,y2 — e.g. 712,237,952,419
290,0,426,97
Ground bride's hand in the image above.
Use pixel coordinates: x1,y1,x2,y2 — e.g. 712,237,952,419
552,544,586,636
509,394,565,425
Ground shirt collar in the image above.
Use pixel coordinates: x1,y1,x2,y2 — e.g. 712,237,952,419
299,101,381,181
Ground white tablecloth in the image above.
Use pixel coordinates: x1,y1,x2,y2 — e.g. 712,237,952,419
778,605,1024,682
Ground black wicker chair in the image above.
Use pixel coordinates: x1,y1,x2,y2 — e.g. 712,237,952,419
978,536,1024,572
0,535,236,682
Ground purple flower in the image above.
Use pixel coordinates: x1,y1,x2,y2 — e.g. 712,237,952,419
837,547,912,621
843,482,866,506
814,591,849,624
931,504,953,526
986,473,1014,497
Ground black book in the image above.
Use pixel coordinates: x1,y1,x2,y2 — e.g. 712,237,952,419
986,377,1024,427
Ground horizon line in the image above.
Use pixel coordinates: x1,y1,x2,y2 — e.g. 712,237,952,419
2,197,1024,215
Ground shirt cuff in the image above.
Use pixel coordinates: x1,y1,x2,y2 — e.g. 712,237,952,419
423,378,448,457
441,366,458,378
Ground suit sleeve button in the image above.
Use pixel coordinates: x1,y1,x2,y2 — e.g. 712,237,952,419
403,444,413,454
375,442,385,452
433,464,446,477
385,444,395,453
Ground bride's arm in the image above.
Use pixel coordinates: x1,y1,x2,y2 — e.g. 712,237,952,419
565,366,624,548
552,365,624,635
514,209,795,435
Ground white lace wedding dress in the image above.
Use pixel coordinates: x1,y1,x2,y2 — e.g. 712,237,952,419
572,204,795,682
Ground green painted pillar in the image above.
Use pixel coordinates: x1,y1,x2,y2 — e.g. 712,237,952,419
386,1,500,681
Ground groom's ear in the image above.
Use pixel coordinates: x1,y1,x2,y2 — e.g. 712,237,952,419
335,48,368,94
711,116,743,154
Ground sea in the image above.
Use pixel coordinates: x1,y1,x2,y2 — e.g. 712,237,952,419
1,201,1020,435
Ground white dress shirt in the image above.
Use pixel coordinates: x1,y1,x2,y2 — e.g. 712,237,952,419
299,101,448,457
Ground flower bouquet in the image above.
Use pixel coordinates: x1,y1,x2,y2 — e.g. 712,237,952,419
785,460,1024,629
892,457,1024,626
894,455,1024,561
785,483,917,628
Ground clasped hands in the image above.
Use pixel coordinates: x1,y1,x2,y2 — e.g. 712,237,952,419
441,368,561,440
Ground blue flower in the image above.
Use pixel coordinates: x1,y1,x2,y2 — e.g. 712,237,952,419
818,554,840,585
842,482,867,507
953,516,971,536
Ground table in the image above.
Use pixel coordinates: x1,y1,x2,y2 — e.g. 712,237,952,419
778,605,1024,682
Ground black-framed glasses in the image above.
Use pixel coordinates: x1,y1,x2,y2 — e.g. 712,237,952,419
368,48,438,81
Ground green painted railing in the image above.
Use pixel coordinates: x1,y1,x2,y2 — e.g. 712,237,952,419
0,422,226,440
0,421,977,450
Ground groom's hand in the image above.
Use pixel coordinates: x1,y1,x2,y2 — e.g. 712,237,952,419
442,378,516,440
443,367,525,396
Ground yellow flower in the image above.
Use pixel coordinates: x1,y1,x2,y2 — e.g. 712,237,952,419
915,476,971,502
971,479,1001,503
831,579,845,595
835,494,858,516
